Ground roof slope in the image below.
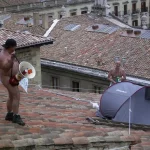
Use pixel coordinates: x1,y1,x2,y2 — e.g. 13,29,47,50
0,28,53,49
0,0,40,7
3,14,46,36
0,84,149,149
41,15,150,80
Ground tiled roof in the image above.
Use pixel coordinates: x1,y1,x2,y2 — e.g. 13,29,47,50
0,84,149,149
41,15,150,80
0,28,53,49
3,14,48,36
0,0,40,7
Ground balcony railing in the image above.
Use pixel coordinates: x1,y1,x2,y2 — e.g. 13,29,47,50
141,7,148,12
123,10,130,16
132,9,140,14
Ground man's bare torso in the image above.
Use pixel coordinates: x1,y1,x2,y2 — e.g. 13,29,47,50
0,50,19,79
110,68,124,79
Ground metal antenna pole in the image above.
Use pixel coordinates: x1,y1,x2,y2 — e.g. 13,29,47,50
129,96,132,135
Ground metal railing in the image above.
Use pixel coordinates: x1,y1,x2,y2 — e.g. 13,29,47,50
132,9,140,14
141,7,148,13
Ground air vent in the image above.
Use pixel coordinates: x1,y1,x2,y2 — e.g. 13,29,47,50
87,24,119,34
121,29,150,39
134,30,141,36
92,25,99,30
126,29,133,34
24,16,30,21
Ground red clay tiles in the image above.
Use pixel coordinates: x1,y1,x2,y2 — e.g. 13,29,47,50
40,15,150,80
0,84,149,149
0,28,53,50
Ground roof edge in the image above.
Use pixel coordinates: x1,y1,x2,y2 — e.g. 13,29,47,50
41,59,150,86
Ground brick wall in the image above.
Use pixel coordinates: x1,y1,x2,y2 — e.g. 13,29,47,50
16,47,41,85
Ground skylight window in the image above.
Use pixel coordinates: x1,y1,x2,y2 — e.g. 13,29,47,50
17,18,33,25
86,24,119,34
140,31,150,39
0,14,11,21
64,24,81,31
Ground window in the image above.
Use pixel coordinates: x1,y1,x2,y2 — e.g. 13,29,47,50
124,5,127,15
81,10,87,14
52,77,59,89
132,20,138,26
72,81,79,92
48,15,53,19
94,86,101,94
141,2,146,12
114,6,118,16
132,3,136,13
70,12,76,16
59,14,62,19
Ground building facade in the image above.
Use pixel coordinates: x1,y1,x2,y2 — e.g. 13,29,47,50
107,0,149,27
41,60,150,94
0,0,149,27
41,61,109,94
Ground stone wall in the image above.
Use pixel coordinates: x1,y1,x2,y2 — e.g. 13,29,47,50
16,47,41,85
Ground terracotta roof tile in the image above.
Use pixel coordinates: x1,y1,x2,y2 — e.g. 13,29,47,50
3,14,50,36
41,14,150,80
53,137,73,145
0,0,41,7
72,137,89,145
0,28,53,49
0,84,149,149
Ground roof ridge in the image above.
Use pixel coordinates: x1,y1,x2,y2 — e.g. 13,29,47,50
0,28,52,40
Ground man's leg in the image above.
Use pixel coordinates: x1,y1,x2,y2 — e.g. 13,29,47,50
11,86,20,114
8,85,25,126
7,92,13,112
2,76,25,126
5,92,14,121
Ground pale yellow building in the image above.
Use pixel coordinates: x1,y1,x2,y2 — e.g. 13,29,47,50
107,0,149,27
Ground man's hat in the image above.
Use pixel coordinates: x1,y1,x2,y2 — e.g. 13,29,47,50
2,39,17,49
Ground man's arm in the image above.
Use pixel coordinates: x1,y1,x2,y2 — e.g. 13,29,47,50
108,70,116,84
121,69,126,81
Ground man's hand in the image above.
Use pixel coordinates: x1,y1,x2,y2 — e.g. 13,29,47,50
121,69,126,81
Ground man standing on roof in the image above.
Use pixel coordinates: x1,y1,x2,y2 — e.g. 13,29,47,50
108,61,126,86
0,39,25,126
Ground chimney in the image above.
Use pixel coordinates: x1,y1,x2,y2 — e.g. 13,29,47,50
33,12,40,26
42,14,49,29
